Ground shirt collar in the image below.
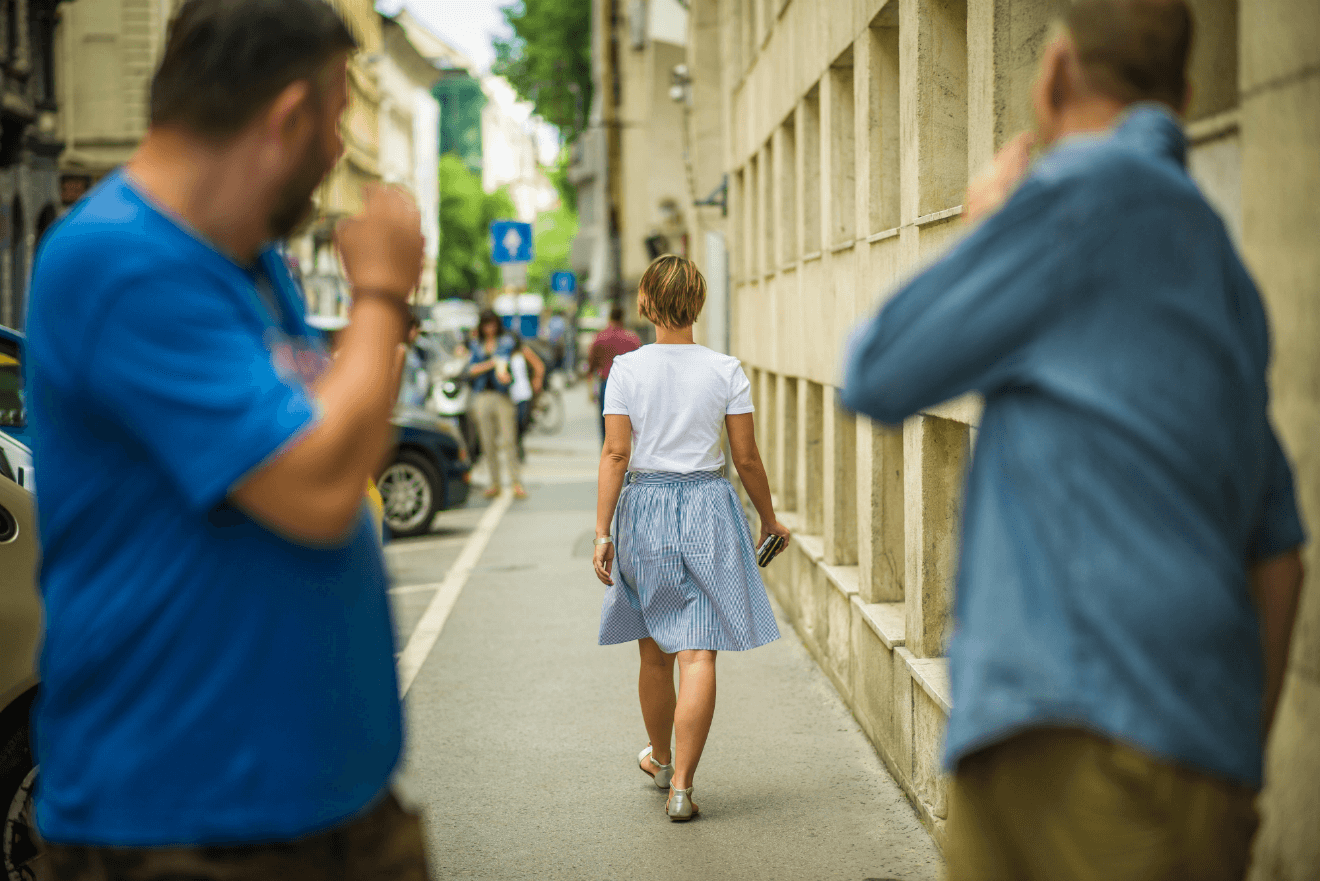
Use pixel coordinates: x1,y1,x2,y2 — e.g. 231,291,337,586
1111,102,1188,167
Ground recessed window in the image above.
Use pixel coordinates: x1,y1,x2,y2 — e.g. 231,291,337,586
869,6,899,231
829,47,856,244
802,85,821,253
918,0,968,216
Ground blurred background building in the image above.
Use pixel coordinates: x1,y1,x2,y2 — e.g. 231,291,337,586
586,0,1320,873
0,0,72,331
571,0,694,315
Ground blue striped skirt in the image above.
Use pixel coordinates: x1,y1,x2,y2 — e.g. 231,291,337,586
598,470,780,653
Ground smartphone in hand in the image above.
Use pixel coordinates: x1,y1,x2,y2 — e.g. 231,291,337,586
756,534,787,567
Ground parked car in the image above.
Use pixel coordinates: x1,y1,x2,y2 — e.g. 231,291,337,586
0,325,29,449
304,317,474,537
0,464,42,881
383,406,471,538
0,432,33,492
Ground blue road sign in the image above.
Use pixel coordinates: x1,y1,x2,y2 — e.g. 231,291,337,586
551,271,577,294
490,221,534,264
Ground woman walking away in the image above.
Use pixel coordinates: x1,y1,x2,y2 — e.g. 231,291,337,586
593,255,789,821
464,310,528,500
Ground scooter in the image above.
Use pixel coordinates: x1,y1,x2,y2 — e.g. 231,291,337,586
419,334,480,459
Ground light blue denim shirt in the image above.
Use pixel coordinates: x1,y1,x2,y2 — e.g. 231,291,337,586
841,105,1305,787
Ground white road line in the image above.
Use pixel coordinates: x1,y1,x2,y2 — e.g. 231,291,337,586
388,582,445,596
396,492,514,696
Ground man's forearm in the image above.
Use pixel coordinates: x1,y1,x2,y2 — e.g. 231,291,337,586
314,301,407,489
1250,548,1305,736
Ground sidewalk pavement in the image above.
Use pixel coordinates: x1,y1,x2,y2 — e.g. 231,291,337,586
390,384,942,880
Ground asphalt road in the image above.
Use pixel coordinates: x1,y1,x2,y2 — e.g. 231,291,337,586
384,387,942,881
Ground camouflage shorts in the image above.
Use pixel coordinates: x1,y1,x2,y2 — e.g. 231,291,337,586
45,791,431,881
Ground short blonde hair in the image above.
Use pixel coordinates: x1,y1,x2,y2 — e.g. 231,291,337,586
638,255,706,329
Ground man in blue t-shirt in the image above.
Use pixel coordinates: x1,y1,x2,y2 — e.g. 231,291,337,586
842,3,1305,880
26,1,429,877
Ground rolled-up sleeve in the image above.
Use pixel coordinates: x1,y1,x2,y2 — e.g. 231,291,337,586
841,180,1082,425
1249,424,1307,561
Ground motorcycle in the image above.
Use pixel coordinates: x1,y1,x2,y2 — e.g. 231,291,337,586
418,330,480,459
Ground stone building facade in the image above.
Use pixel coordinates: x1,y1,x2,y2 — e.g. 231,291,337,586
293,0,382,316
377,12,441,304
679,0,1320,871
0,0,71,330
575,0,697,308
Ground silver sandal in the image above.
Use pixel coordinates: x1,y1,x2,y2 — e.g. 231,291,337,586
666,785,698,821
637,744,674,790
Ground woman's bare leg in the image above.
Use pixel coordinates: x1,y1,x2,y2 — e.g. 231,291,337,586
638,638,676,764
672,649,717,790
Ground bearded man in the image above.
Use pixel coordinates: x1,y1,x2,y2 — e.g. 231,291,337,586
842,2,1305,879
25,1,429,877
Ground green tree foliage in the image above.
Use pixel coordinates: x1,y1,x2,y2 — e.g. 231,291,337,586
492,0,592,142
527,203,579,295
545,147,577,214
437,154,517,298
433,74,486,175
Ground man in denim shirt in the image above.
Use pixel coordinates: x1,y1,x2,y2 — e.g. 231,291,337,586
841,3,1305,879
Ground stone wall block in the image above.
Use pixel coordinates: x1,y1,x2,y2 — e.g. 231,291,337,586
913,688,950,819
1250,673,1320,880
824,389,859,565
903,415,968,658
892,646,916,782
851,610,897,753
797,379,825,533
825,585,855,697
776,373,799,510
858,418,905,603
758,368,778,493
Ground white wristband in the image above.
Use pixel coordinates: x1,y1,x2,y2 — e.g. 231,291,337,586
594,536,613,546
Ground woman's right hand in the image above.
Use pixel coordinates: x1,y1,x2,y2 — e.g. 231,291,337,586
759,520,791,562
593,541,615,586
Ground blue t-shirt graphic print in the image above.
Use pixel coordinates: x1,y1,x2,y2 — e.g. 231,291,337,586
25,171,402,846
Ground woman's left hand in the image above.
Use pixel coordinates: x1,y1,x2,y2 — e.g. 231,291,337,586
593,541,615,586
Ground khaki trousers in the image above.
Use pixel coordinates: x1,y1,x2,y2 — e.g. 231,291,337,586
472,390,520,488
945,727,1258,881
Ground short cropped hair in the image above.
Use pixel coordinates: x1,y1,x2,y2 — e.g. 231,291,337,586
151,0,358,140
1065,0,1193,111
609,306,625,323
638,255,706,329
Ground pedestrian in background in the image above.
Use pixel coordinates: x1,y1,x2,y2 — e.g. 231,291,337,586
593,255,788,821
398,313,429,408
508,331,545,461
588,305,640,442
841,2,1304,879
464,309,528,499
25,0,431,878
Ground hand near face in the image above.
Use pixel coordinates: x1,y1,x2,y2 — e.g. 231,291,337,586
336,184,425,298
963,131,1036,224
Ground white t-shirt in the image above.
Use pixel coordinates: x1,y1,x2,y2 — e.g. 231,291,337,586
603,344,755,473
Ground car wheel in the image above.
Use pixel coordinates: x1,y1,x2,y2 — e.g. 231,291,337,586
379,449,443,538
0,687,45,881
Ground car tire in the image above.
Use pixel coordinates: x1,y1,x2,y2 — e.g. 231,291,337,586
379,449,443,538
0,686,43,881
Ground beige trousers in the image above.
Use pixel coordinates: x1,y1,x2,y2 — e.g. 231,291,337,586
472,390,520,488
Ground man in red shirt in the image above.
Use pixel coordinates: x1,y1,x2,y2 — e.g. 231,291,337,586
588,305,641,442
